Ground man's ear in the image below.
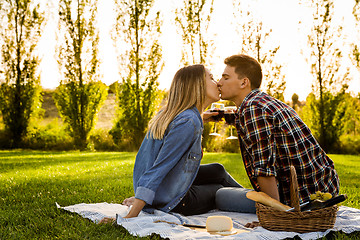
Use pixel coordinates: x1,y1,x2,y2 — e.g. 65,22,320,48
240,77,251,89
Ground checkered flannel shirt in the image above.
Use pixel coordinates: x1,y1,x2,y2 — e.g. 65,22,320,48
235,89,340,205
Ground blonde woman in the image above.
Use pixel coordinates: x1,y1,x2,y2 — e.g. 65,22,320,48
100,64,242,222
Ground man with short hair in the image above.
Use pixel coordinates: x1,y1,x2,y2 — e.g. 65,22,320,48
216,54,339,208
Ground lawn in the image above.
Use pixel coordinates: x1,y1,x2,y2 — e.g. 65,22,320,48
0,150,359,239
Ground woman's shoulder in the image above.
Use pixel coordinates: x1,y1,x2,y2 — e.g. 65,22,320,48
173,107,202,127
176,107,200,118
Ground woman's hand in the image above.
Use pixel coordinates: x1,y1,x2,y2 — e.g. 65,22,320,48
202,111,219,123
122,196,135,206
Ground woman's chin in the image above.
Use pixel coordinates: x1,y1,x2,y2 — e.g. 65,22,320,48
214,95,221,102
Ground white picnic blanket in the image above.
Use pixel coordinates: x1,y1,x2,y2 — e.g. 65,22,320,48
56,202,360,240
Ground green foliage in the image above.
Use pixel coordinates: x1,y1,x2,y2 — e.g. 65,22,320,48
341,93,360,136
111,0,164,150
301,89,348,153
23,119,75,151
305,0,350,152
55,0,108,150
232,2,286,101
108,81,118,94
0,0,44,148
0,151,359,239
351,0,360,68
175,0,214,65
54,81,108,150
338,134,360,155
89,128,119,151
291,93,299,110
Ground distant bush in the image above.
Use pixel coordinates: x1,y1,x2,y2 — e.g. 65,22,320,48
89,129,119,151
21,121,125,151
339,135,360,155
0,129,12,149
22,120,75,151
2,113,360,154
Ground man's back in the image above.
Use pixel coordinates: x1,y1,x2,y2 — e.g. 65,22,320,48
236,89,340,205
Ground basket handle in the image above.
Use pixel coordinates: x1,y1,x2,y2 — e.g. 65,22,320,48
289,166,300,212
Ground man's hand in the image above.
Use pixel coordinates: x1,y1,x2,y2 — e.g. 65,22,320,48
122,196,135,206
203,111,219,123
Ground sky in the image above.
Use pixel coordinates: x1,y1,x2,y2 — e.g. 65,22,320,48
37,0,360,101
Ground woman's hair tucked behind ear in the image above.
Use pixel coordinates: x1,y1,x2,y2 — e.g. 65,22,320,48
148,64,206,139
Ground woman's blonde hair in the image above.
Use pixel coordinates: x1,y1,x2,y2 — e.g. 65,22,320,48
148,64,206,139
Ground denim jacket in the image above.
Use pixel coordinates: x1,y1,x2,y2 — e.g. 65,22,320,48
133,107,203,213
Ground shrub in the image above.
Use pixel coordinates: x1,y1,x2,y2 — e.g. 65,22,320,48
89,129,119,151
23,120,74,151
339,135,360,155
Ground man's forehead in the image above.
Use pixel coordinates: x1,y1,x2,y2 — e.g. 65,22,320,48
222,65,236,76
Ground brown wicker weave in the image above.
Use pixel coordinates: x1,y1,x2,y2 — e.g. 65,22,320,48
255,166,338,233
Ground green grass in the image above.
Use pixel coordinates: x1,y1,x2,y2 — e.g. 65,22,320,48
0,151,359,239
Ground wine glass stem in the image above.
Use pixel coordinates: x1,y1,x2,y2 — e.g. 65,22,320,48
214,123,217,133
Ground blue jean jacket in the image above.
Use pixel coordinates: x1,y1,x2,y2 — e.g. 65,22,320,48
133,107,203,213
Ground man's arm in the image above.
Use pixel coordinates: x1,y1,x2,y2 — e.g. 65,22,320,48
257,176,280,201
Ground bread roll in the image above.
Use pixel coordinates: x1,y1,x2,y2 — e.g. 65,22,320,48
246,191,291,211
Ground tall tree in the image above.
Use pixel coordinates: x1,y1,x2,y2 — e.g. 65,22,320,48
111,0,164,150
232,1,286,101
304,0,350,152
351,0,360,68
54,0,108,150
0,0,44,148
175,0,214,65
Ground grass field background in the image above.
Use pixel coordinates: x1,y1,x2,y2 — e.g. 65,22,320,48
1,151,359,239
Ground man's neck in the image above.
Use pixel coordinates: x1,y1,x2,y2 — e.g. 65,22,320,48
234,89,252,108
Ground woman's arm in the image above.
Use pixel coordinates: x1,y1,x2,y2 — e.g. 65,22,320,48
98,198,145,223
135,118,197,206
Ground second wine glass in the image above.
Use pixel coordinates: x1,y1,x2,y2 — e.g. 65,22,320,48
224,106,238,140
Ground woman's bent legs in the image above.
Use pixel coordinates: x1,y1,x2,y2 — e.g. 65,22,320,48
172,184,223,216
193,163,243,188
216,187,256,213
172,163,244,216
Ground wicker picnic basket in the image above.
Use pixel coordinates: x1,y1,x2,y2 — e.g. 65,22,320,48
255,166,338,233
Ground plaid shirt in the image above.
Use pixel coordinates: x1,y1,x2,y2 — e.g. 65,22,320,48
235,89,339,205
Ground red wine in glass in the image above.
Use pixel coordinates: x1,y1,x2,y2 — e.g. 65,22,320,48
224,106,237,139
210,109,224,121
224,112,235,125
209,103,225,136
